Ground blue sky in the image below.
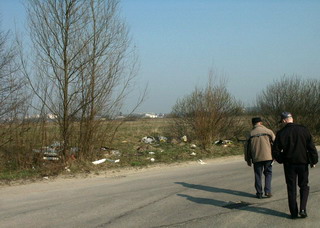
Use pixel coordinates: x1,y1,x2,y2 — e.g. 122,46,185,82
1,0,320,114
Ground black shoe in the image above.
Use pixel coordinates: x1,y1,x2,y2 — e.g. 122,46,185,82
291,214,298,219
265,193,272,198
299,210,308,218
256,193,263,199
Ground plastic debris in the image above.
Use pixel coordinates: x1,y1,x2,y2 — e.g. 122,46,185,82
190,144,197,149
150,158,155,162
181,135,187,142
198,159,207,165
148,151,155,155
190,152,196,156
158,136,168,142
214,139,233,146
43,157,59,161
43,176,49,180
141,136,156,144
106,159,120,163
92,158,107,165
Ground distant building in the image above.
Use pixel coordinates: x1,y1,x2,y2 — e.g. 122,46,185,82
144,113,158,118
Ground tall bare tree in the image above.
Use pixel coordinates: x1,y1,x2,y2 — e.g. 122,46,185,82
25,0,139,160
0,26,29,146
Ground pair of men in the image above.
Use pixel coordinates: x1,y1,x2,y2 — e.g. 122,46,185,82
245,112,318,219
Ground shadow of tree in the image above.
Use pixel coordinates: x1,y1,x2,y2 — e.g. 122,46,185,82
175,182,289,219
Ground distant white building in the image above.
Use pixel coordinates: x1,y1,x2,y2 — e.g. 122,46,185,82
144,113,158,118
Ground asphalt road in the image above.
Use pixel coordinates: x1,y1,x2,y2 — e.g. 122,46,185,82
1,152,320,228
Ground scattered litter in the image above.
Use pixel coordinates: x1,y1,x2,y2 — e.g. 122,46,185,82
43,176,49,180
148,151,155,155
198,159,207,165
51,141,63,147
92,158,107,165
150,158,155,162
141,136,156,144
158,136,168,142
214,139,233,147
92,158,120,165
181,135,188,142
65,167,71,172
190,152,196,156
32,141,64,161
43,157,59,161
106,159,120,163
190,144,197,149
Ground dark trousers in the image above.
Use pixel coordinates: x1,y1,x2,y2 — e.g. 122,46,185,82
283,163,309,216
253,160,273,195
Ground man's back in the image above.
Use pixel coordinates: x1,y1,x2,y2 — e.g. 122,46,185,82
249,125,275,163
274,123,318,164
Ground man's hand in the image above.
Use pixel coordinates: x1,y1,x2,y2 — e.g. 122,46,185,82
247,161,252,167
311,164,316,168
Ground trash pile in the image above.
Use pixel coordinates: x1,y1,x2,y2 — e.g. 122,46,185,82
92,147,122,165
214,139,233,147
32,141,63,161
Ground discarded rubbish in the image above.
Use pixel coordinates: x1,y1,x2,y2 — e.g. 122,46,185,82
92,158,120,165
106,159,120,163
148,151,155,155
43,176,49,180
190,144,197,149
198,159,207,165
214,140,233,146
190,152,196,156
150,158,155,162
181,135,187,142
141,136,156,144
158,136,168,142
92,158,107,165
32,141,65,161
43,157,59,161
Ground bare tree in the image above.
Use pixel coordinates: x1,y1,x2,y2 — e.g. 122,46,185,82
0,26,29,146
171,74,244,149
25,0,140,161
256,76,320,136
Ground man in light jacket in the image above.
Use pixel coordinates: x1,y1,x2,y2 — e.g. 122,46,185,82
245,117,275,199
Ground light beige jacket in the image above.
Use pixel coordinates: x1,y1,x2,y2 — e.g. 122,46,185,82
245,125,275,163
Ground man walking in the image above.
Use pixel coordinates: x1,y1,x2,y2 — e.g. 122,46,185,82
245,117,275,199
272,112,318,219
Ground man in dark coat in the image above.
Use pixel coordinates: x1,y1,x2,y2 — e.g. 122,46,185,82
272,112,318,219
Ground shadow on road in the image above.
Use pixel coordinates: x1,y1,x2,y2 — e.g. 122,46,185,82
175,182,256,198
175,182,289,219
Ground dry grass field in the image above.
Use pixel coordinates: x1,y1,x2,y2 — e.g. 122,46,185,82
0,118,246,182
